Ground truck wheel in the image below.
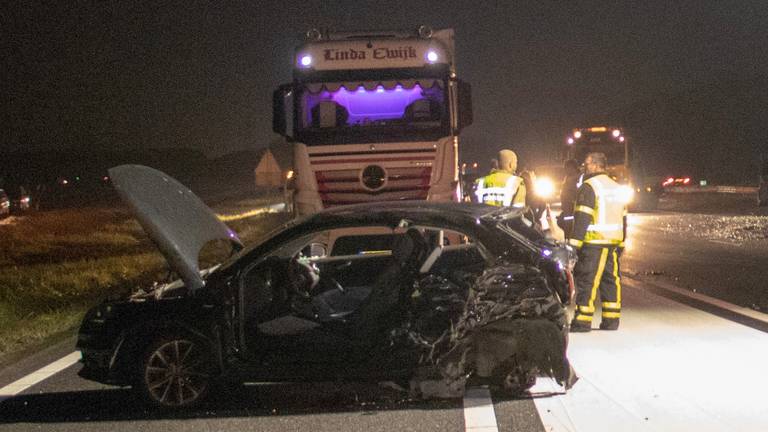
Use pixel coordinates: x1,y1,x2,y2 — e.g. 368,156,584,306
137,335,214,408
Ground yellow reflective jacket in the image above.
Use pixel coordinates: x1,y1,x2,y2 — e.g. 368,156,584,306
568,173,627,248
474,170,526,207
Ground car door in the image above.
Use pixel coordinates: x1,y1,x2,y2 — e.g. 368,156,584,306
237,255,354,372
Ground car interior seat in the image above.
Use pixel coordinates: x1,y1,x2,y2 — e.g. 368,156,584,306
342,228,429,339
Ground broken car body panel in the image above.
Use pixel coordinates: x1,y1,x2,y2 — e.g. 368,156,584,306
109,164,242,291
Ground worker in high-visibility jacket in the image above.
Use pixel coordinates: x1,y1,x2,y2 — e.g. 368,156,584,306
568,152,629,332
474,150,526,208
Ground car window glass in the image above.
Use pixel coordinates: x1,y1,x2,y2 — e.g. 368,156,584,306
331,234,397,256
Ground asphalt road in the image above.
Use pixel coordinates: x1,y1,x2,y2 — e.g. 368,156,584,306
622,202,768,312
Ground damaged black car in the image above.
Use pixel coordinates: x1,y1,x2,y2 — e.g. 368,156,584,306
76,165,578,408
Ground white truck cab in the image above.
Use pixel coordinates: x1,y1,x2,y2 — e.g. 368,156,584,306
273,26,472,216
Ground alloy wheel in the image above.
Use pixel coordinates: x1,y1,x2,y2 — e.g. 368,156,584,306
143,339,211,407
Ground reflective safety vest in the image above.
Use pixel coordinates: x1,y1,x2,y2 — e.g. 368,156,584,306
582,174,626,245
474,171,526,207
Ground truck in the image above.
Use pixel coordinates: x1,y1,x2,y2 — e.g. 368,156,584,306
563,126,658,210
272,26,473,216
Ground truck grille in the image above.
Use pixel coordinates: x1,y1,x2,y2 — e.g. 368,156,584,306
315,166,432,206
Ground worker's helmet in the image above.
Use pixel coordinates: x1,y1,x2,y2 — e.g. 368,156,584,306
498,150,518,173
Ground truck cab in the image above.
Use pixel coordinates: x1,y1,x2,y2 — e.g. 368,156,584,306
273,26,472,216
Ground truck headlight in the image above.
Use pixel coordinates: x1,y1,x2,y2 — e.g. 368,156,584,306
534,177,555,199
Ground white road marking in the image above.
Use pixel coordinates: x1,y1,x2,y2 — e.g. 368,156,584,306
530,379,576,432
0,351,80,403
463,386,499,432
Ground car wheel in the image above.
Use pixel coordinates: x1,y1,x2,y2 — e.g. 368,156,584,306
490,362,537,397
137,336,214,408
500,367,537,395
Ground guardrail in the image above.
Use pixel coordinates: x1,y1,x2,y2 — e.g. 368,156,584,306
665,185,758,194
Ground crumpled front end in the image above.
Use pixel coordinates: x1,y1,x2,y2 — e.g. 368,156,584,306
398,261,577,397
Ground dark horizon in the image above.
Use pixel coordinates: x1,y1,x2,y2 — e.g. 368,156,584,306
4,1,768,182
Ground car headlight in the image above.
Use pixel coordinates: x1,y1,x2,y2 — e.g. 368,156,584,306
90,304,115,324
618,185,635,204
534,177,555,199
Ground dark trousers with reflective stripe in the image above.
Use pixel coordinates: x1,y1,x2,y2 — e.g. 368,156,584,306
573,245,622,324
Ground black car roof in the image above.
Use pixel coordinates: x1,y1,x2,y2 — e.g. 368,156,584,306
311,201,510,223
218,201,545,275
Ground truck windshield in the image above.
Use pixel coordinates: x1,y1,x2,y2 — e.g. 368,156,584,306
296,79,448,145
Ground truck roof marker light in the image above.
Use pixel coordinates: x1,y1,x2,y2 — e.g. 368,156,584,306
306,29,322,41
574,131,582,138
619,136,625,142
612,129,621,137
418,25,433,39
299,55,312,67
426,50,439,63
589,127,607,132
376,85,385,93
567,137,574,145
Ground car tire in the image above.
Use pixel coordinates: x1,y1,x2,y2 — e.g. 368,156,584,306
493,362,537,397
136,334,214,408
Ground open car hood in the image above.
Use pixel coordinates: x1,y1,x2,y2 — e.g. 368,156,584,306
109,165,243,292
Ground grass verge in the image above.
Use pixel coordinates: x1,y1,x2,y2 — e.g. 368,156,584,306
0,201,289,362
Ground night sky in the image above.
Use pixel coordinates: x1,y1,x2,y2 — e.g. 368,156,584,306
5,1,768,182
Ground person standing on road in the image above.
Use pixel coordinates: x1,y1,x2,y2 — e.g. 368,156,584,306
568,152,628,332
557,159,582,239
474,150,526,208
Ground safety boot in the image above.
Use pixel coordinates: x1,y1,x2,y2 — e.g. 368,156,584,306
599,318,620,331
569,319,592,333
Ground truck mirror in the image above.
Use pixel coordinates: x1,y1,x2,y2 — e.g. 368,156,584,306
272,84,293,138
457,80,473,131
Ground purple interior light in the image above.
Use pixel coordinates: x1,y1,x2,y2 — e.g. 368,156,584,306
302,82,444,126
